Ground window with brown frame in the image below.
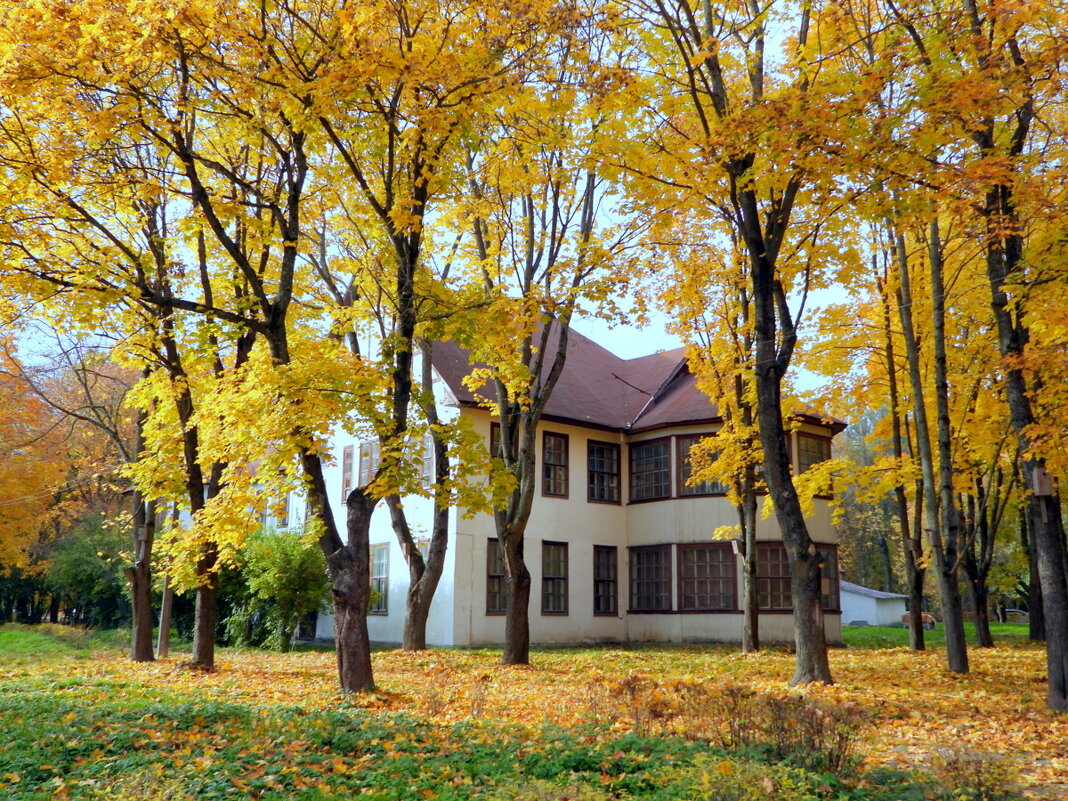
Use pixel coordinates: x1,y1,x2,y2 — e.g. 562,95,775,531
543,432,569,497
593,545,617,615
486,538,505,615
541,541,568,614
630,438,671,501
676,435,729,496
369,544,389,614
799,434,832,473
629,545,672,611
341,445,354,502
757,542,792,610
358,439,380,487
588,440,621,504
678,543,735,610
819,545,840,610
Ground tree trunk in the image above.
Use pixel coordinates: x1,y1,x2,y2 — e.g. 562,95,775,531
191,542,218,669
326,492,375,694
156,574,173,658
48,595,60,624
967,570,994,648
1022,514,1046,640
502,533,532,665
740,484,759,654
927,220,969,674
127,496,156,662
893,224,967,673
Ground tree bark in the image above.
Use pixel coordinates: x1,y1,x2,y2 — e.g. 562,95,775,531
191,542,218,669
126,495,156,662
156,574,173,659
1021,515,1046,641
502,534,531,665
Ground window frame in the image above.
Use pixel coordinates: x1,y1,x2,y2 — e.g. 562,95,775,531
756,542,792,611
677,543,737,612
593,545,618,616
629,437,672,503
587,440,621,504
676,434,729,497
486,538,506,616
541,541,568,615
818,544,840,611
798,433,832,474
341,444,354,502
369,543,389,615
628,544,672,612
542,431,569,498
358,439,381,487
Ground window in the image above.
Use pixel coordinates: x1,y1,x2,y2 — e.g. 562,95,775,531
677,435,728,496
341,445,354,502
629,545,672,611
757,543,792,610
819,545,840,610
543,432,569,497
414,433,434,488
541,541,568,614
630,438,671,501
279,493,290,529
486,538,506,615
678,544,735,610
369,544,389,614
358,439,381,487
593,545,617,615
490,422,517,460
799,434,831,473
588,441,621,503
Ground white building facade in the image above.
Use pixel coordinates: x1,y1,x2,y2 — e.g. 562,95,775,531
311,331,845,647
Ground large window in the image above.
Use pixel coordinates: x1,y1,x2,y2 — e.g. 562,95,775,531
588,441,621,504
757,543,792,610
630,439,671,501
486,538,506,615
756,542,840,611
369,544,389,614
541,541,568,614
678,544,735,611
593,545,617,615
543,432,569,497
629,545,672,611
799,434,831,473
677,435,728,496
341,445,354,502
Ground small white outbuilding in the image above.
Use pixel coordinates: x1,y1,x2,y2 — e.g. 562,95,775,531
840,580,908,627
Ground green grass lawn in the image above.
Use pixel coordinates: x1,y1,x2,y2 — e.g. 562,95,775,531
840,621,1030,649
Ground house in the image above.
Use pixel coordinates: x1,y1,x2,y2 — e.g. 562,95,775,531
839,580,908,627
308,329,846,647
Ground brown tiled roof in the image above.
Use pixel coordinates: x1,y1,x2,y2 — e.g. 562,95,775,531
430,327,845,434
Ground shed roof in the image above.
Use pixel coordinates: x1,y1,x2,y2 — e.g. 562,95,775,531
840,580,908,600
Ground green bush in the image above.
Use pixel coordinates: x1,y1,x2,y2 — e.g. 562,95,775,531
930,748,1024,801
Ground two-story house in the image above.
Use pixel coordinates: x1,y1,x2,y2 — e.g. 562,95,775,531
306,329,845,646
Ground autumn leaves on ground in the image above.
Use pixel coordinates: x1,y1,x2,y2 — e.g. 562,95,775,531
1,626,1063,801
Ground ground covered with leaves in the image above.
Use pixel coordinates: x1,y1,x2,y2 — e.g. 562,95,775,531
0,625,1062,800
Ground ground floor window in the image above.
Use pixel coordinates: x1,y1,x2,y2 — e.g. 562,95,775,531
593,545,617,616
541,541,568,614
629,545,671,611
757,542,840,611
487,538,505,615
678,543,735,611
369,544,389,614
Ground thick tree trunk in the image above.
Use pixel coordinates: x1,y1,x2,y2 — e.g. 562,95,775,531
48,595,60,624
326,493,375,693
127,496,156,662
191,542,218,669
1022,513,1046,641
399,498,447,651
966,571,994,648
502,533,532,665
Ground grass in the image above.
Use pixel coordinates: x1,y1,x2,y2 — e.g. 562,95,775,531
841,621,1031,649
0,623,1056,800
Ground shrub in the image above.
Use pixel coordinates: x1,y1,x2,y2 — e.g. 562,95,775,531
930,747,1024,801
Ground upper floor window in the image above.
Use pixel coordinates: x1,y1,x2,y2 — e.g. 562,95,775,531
798,434,831,473
630,438,671,501
358,439,381,487
341,445,354,502
543,432,569,497
588,440,621,504
677,435,728,496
